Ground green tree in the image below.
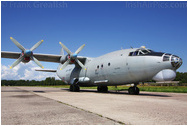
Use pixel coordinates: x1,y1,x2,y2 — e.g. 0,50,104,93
174,72,187,84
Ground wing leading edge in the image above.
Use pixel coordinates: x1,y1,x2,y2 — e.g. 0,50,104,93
1,51,61,63
1,51,88,64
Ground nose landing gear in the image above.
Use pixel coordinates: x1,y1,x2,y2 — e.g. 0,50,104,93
70,84,80,92
69,78,80,92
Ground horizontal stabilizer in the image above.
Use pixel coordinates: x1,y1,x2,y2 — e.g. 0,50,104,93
35,69,56,72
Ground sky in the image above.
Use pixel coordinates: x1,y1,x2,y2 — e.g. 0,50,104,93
1,1,187,80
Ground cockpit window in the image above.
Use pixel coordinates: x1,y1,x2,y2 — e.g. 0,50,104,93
129,48,153,56
163,54,171,61
129,48,164,57
142,50,150,54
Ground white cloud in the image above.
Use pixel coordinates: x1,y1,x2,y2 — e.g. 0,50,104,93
1,64,20,80
1,62,59,80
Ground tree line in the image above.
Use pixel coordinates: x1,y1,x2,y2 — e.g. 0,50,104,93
174,72,187,84
1,77,66,86
1,72,187,86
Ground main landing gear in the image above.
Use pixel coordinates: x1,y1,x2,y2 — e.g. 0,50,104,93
97,86,108,92
70,84,80,92
128,85,139,95
69,84,140,94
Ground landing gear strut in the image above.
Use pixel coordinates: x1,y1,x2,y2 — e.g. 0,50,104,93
70,84,80,92
128,85,139,95
97,86,108,92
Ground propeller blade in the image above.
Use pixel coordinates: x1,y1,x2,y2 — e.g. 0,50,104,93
60,47,64,55
60,59,70,70
10,37,25,51
58,43,86,70
10,56,24,69
75,59,86,70
31,56,44,69
59,42,72,55
30,40,44,51
75,44,85,54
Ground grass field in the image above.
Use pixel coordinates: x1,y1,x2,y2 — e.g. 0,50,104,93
40,85,187,93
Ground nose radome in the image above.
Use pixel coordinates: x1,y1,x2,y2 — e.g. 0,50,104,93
152,69,176,82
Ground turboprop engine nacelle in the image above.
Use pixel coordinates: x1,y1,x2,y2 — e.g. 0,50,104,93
60,55,67,64
22,57,30,63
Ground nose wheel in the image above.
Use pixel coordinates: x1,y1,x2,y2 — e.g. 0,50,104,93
70,85,80,92
128,86,139,95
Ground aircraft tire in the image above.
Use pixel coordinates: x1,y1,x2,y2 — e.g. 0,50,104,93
97,86,108,92
73,85,80,92
70,85,80,92
135,87,139,95
70,85,73,91
128,87,139,95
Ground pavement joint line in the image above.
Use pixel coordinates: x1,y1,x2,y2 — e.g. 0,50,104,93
56,100,125,125
16,87,125,125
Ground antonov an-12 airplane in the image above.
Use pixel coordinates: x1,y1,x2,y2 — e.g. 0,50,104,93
2,37,183,94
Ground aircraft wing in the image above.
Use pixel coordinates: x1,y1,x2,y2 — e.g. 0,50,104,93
33,53,61,63
1,51,61,63
1,51,20,59
1,51,88,63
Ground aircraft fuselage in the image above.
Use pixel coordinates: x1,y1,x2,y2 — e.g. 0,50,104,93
56,48,182,87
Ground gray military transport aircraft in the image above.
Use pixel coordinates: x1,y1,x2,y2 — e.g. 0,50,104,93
2,37,183,94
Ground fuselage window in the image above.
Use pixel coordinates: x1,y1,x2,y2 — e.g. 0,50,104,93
97,65,99,69
108,63,110,66
101,64,103,68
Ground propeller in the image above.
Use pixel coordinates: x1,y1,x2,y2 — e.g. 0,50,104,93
9,37,44,69
59,42,86,70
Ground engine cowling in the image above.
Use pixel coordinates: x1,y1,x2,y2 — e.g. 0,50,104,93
22,57,30,63
60,55,67,64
